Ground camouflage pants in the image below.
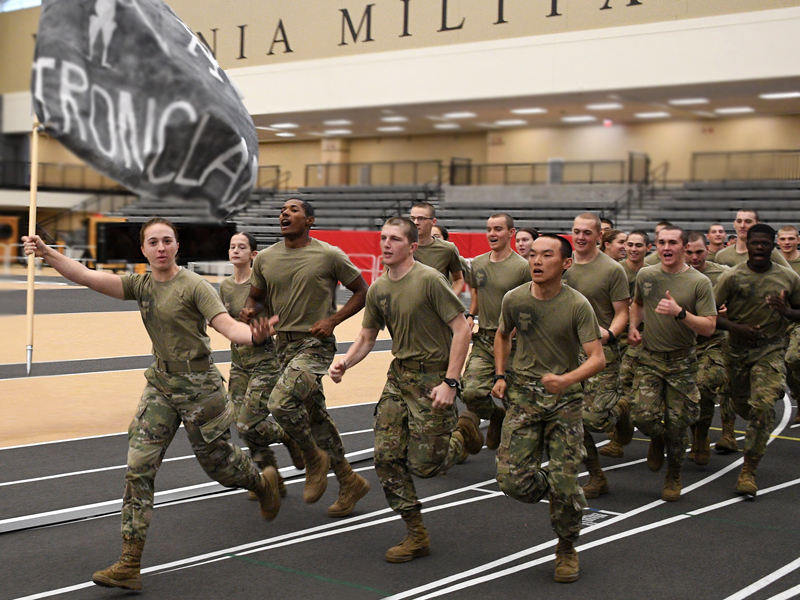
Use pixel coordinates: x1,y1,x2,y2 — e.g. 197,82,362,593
374,360,467,514
695,336,728,434
241,335,347,469
582,343,622,434
619,343,640,401
122,366,261,543
230,341,286,470
632,348,700,469
725,342,785,460
496,374,587,543
784,324,800,401
462,329,505,419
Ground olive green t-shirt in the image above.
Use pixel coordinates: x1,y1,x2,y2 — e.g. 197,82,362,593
714,262,800,344
784,255,800,277
363,262,465,363
697,261,729,343
219,276,271,365
121,268,226,362
644,252,660,266
414,238,463,278
499,283,601,380
714,245,791,268
470,251,531,329
620,259,641,297
634,265,717,352
251,239,361,333
562,251,630,329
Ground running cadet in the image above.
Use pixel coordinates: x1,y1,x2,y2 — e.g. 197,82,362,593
410,202,465,294
629,226,716,502
493,234,605,583
329,217,482,563
714,209,791,268
25,219,281,592
777,225,800,425
462,213,531,449
707,223,727,262
683,231,729,465
220,232,305,499
563,213,632,499
713,224,800,496
241,199,371,518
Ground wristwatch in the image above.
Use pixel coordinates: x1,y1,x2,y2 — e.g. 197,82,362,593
443,377,460,390
676,308,687,320
492,374,506,383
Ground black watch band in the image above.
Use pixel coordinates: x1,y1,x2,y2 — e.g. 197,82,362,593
606,330,617,344
444,377,460,389
492,374,506,383
677,308,687,320
465,313,475,319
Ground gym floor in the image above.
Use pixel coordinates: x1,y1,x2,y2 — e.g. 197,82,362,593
2,270,800,600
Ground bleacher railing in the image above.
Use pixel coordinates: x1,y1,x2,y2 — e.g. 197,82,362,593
256,165,281,190
450,160,626,186
0,160,124,192
691,150,800,181
305,161,442,187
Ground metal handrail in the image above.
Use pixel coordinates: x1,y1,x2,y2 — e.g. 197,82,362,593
691,149,800,181
450,160,627,186
305,160,442,187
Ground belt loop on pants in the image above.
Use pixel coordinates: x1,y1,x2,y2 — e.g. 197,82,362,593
644,347,694,361
155,357,211,373
395,358,450,373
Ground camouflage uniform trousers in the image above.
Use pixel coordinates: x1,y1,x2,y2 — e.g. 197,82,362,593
695,335,728,434
581,343,621,461
784,324,800,402
462,328,510,419
632,348,700,469
123,365,261,543
374,360,468,514
230,339,286,470
257,334,346,468
496,373,587,543
618,342,639,401
725,340,785,460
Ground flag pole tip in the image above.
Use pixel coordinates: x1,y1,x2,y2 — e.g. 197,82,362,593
26,346,33,376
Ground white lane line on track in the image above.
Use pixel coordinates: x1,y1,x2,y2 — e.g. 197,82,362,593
766,583,800,600
722,555,800,600
0,429,375,487
381,395,793,600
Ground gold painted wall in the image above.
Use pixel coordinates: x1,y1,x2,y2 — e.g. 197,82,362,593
259,139,321,189
349,133,487,164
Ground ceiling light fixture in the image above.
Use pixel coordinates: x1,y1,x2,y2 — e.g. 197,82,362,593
323,119,352,126
324,129,352,135
714,107,755,115
275,132,296,138
586,103,623,110
511,107,547,115
561,116,597,123
668,98,709,106
442,112,477,119
635,112,670,119
434,123,461,130
377,126,404,132
495,119,527,126
270,123,299,129
381,116,408,123
759,92,800,100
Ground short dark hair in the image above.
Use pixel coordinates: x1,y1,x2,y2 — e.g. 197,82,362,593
574,212,602,233
656,220,673,228
539,233,573,259
517,226,539,240
738,208,760,222
658,226,688,245
628,230,650,245
601,229,625,251
140,218,178,246
708,222,724,232
231,231,258,252
433,224,449,240
412,202,436,218
687,231,708,246
489,213,514,229
747,223,776,241
285,197,315,217
384,217,419,243
600,217,614,228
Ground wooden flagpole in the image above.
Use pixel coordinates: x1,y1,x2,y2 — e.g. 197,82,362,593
26,118,41,376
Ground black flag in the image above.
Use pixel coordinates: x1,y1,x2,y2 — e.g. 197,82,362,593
31,0,259,219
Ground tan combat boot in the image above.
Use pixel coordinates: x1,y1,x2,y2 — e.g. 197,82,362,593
252,466,281,520
92,537,145,591
613,398,635,446
249,473,287,500
581,455,609,499
715,417,739,454
647,433,665,472
281,432,306,471
599,437,625,458
456,411,485,455
735,455,760,496
661,467,682,502
485,406,506,450
554,537,580,583
302,445,330,503
328,462,371,518
693,427,711,466
385,510,431,563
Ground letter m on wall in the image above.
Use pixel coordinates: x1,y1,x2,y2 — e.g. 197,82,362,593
339,4,375,46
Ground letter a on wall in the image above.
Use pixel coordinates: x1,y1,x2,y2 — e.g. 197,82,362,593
31,0,259,219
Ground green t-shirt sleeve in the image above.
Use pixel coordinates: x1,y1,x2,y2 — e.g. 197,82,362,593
362,286,385,330
194,279,228,322
448,246,463,276
499,294,514,334
576,296,602,344
633,272,644,304
331,246,362,287
120,273,140,302
250,251,268,291
713,272,731,308
694,277,717,317
787,270,800,308
429,273,465,324
609,264,631,302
